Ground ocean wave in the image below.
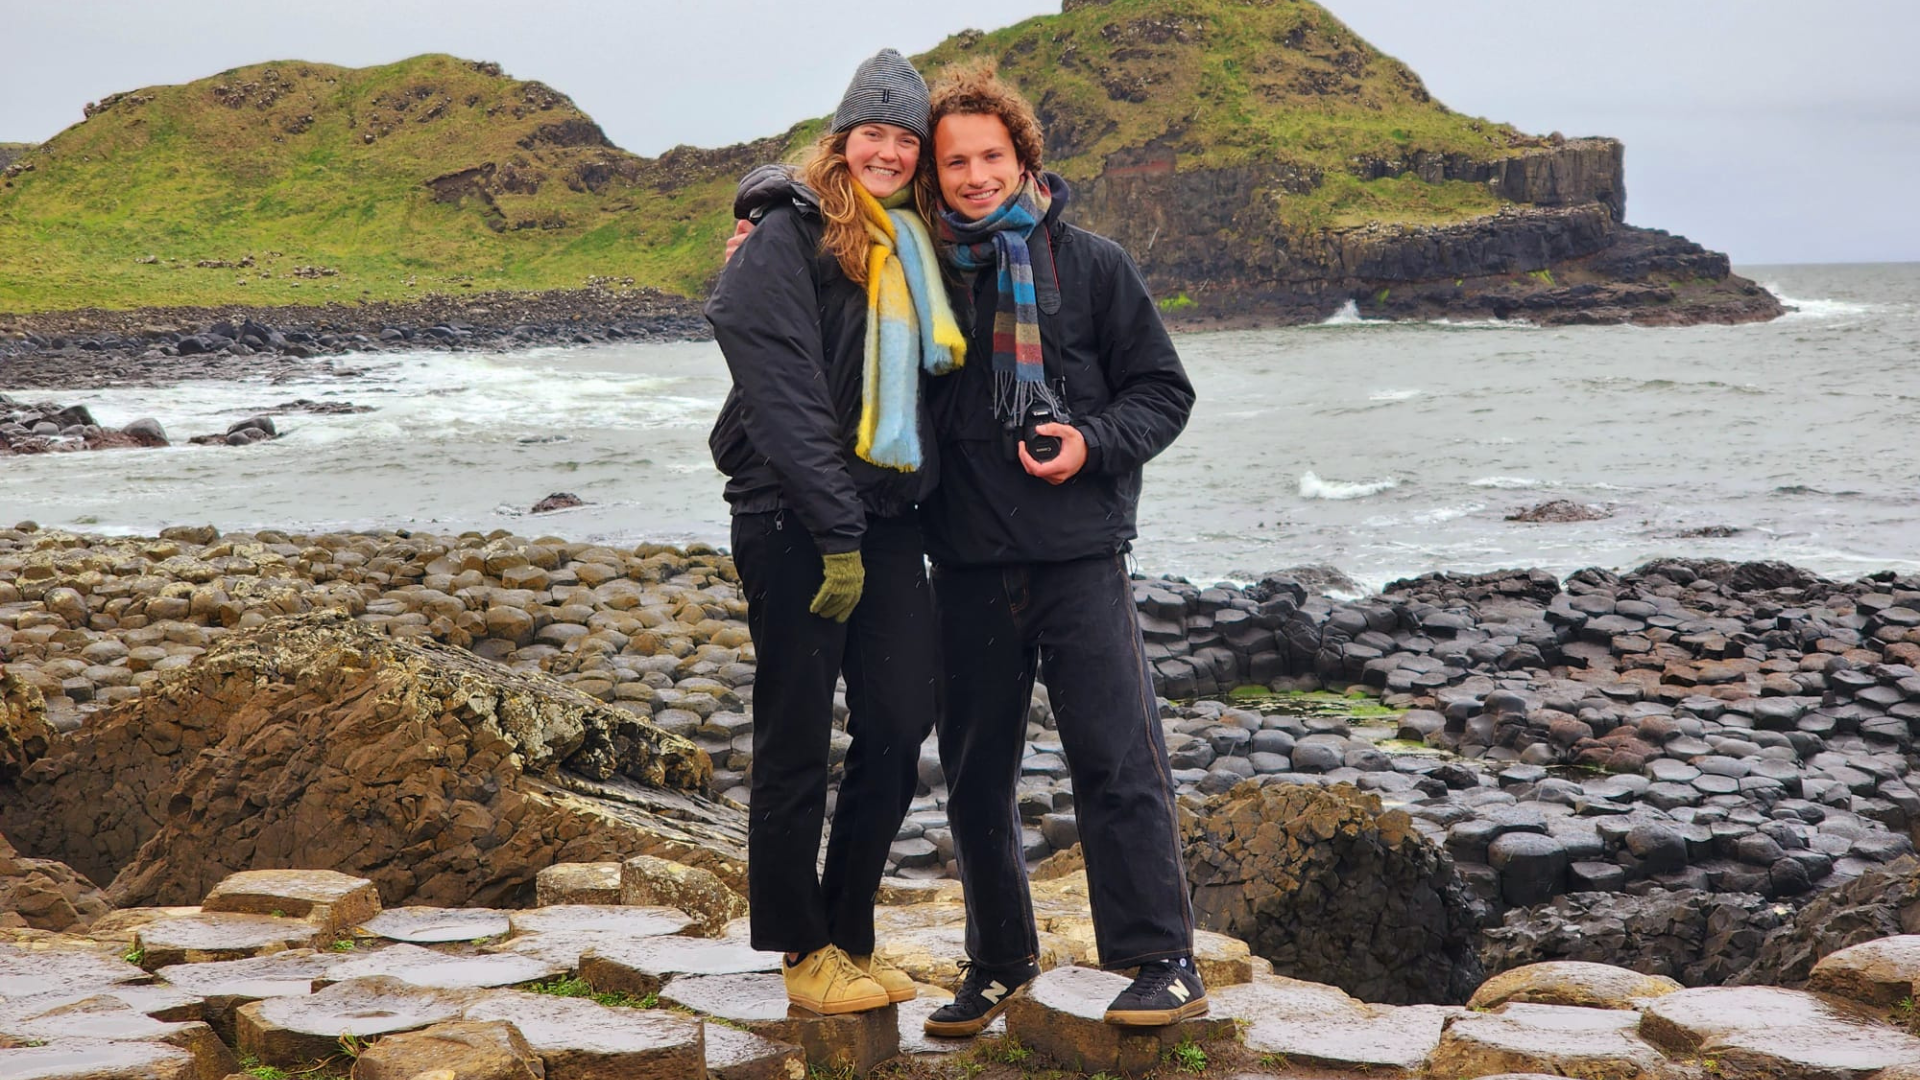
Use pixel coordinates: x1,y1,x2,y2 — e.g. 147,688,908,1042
1762,284,1880,321
1417,503,1485,523
1299,470,1399,500
1471,476,1543,490
1369,388,1423,403
1319,300,1371,326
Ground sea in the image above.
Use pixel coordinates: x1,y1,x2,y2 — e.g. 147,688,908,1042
3,262,1915,595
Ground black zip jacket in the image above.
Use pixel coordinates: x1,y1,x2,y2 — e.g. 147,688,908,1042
705,167,937,556
922,174,1196,568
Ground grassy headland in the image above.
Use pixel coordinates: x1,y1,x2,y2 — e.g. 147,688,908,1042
0,0,1573,315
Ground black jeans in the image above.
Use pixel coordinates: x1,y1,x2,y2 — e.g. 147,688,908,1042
732,510,938,956
933,554,1195,970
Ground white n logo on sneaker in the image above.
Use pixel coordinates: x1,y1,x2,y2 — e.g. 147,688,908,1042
1169,981,1191,1003
981,980,1009,1004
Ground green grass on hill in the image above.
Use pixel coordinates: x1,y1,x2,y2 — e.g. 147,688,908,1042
0,0,1540,314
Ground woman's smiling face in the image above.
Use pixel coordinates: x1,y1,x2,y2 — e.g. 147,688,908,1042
935,112,1023,221
844,123,920,199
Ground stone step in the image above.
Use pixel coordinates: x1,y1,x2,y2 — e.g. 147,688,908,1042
152,951,341,1044
1210,975,1453,1071
577,935,781,999
347,1019,543,1080
1428,1002,1682,1079
0,1039,198,1080
199,869,380,939
0,994,237,1080
506,903,694,939
232,975,472,1065
316,941,566,991
133,912,325,968
658,972,899,1075
1002,966,1237,1077
1639,985,1920,1076
463,989,707,1080
1808,934,1920,1007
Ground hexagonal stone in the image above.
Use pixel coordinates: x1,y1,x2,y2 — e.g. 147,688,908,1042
0,946,148,999
1809,935,1920,1007
234,976,473,1065
0,994,238,1076
1639,985,1920,1076
535,863,623,906
463,989,706,1080
1469,962,1685,1011
1429,1003,1682,1080
153,951,342,1043
660,973,897,1075
873,925,1073,992
578,936,782,999
199,870,379,938
348,1019,543,1080
507,904,694,940
702,1021,807,1080
319,943,566,991
0,1040,197,1080
134,912,324,968
895,993,1004,1056
359,907,513,944
1210,976,1450,1070
0,984,205,1026
1002,966,1237,1077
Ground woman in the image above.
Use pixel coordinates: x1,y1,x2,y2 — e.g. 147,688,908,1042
704,48,964,1016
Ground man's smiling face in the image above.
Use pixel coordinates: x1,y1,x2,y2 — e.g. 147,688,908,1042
935,112,1024,221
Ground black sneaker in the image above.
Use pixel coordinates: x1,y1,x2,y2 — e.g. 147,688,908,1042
922,958,1040,1037
1103,959,1208,1026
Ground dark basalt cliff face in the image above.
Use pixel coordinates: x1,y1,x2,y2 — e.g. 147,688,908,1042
1073,136,1780,328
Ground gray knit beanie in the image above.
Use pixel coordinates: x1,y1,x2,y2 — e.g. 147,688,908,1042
832,49,930,139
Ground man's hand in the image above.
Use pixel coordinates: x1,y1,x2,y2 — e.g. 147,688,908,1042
724,220,755,262
1018,423,1088,485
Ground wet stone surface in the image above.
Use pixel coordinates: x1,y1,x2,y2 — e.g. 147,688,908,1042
1639,986,1920,1075
659,972,899,1075
1807,934,1920,1007
359,906,513,944
233,975,472,1065
1428,1002,1681,1080
462,989,708,1080
505,903,694,940
134,912,324,968
698,1021,807,1080
0,1039,197,1080
0,947,148,998
1209,976,1452,1070
318,941,566,991
1469,961,1685,1011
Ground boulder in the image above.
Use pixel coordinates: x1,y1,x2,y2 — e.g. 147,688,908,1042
1808,935,1920,1007
1183,780,1485,1004
1,612,745,909
1469,961,1684,1011
0,829,111,932
535,862,622,906
620,855,747,937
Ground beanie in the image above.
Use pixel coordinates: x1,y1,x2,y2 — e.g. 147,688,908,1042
832,48,931,140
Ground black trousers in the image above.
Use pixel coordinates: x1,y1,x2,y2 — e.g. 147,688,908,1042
732,510,937,956
933,553,1195,970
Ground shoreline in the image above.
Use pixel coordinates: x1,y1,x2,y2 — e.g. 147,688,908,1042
5,522,1919,925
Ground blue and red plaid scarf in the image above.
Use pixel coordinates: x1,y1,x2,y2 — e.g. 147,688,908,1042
939,172,1064,425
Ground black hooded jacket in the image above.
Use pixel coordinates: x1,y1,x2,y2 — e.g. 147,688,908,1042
921,174,1196,568
704,165,938,556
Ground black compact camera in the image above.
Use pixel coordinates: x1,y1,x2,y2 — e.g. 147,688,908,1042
1022,403,1061,462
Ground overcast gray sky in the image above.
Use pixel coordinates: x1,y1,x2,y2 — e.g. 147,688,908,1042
4,1,1915,264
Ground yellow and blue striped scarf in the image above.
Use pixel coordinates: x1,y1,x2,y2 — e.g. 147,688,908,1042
853,185,965,471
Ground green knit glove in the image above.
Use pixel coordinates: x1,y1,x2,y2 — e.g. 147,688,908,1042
809,551,865,623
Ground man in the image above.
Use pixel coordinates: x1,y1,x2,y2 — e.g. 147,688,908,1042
912,62,1203,1036
724,62,1201,1033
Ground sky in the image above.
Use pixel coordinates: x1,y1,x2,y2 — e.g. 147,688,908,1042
3,0,1915,264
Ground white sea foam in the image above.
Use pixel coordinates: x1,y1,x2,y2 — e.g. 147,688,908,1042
1320,300,1367,325
1762,284,1878,321
1369,388,1423,403
1417,503,1484,523
1299,471,1399,500
1471,476,1543,489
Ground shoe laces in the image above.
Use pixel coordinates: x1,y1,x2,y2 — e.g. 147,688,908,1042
826,946,872,984
954,959,995,998
1130,961,1180,996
